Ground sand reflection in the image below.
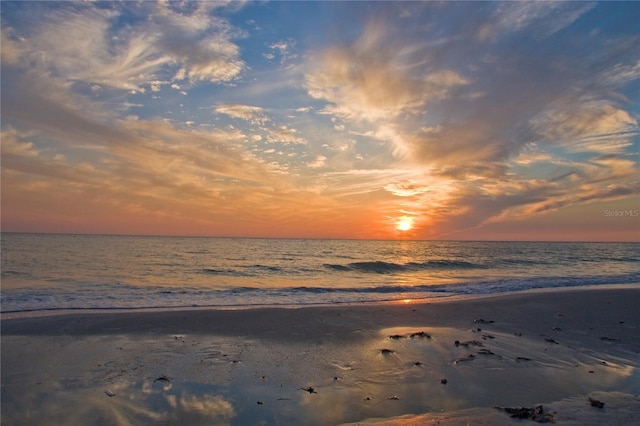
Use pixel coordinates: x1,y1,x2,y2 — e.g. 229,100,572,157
294,325,639,425
1,378,236,426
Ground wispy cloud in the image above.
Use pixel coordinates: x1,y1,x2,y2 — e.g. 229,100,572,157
305,20,469,124
530,100,637,153
2,2,245,94
215,104,268,124
477,1,596,41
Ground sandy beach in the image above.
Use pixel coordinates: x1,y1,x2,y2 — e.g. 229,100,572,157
2,286,639,425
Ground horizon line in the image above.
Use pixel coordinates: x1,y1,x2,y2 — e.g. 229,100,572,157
2,230,638,244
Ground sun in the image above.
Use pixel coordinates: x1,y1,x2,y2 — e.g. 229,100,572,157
396,216,414,232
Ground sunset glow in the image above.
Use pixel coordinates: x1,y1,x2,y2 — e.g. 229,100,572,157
1,2,638,241
397,217,414,232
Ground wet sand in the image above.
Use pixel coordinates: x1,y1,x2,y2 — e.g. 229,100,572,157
2,286,639,425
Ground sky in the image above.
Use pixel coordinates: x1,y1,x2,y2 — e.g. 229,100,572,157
1,1,639,241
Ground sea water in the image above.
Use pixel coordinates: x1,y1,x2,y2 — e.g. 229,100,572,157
1,233,638,312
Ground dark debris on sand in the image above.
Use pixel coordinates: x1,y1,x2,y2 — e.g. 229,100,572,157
387,331,432,340
495,405,555,423
453,354,476,364
588,397,605,408
455,340,484,348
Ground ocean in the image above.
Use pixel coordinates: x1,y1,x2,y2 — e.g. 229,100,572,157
1,233,638,313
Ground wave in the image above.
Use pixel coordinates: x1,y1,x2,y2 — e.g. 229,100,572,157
199,253,638,278
200,264,290,277
288,272,640,295
200,268,255,277
324,259,486,274
1,270,29,276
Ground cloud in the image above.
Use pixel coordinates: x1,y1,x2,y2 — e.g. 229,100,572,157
12,5,161,92
513,148,555,166
305,20,469,123
477,1,596,41
307,155,327,169
265,126,306,145
423,152,639,239
214,105,310,146
0,57,337,237
270,41,290,52
1,128,40,158
530,184,638,215
1,2,272,231
1,64,285,208
407,124,513,172
3,2,245,93
530,100,638,154
266,39,298,64
384,181,431,197
215,104,268,124
135,2,247,85
2,69,130,150
602,60,640,88
0,26,23,65
584,156,638,184
316,168,429,199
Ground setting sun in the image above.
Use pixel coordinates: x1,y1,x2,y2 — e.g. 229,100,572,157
396,216,414,232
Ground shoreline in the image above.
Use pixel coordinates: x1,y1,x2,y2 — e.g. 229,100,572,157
2,282,639,320
2,286,639,425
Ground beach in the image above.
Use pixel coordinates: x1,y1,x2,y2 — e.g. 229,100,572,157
2,286,639,425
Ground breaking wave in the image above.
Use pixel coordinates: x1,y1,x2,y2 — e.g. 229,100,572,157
324,259,486,274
